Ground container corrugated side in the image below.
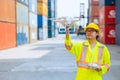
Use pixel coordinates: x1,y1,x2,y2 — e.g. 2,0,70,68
99,25,116,44
0,0,16,23
29,27,38,43
29,0,37,13
29,12,37,28
90,5,99,17
99,6,116,25
90,0,99,5
37,0,48,4
17,0,29,6
48,0,54,11
100,0,115,8
17,24,29,46
38,28,43,40
43,27,48,39
116,24,120,45
37,15,48,27
115,0,120,24
16,2,29,25
37,2,48,16
0,22,16,50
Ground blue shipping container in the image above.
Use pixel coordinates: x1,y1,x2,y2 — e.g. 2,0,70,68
116,0,120,24
100,0,115,8
37,15,48,27
48,10,55,18
48,0,55,11
116,24,120,45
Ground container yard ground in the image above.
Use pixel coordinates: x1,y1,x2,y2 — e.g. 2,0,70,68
0,34,120,80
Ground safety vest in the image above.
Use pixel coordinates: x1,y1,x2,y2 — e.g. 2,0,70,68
76,43,104,69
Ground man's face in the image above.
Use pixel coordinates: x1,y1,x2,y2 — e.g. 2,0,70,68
86,28,98,40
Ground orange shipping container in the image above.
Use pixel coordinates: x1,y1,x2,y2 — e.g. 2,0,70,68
0,0,16,23
37,2,48,16
0,22,16,50
90,5,99,17
38,0,48,4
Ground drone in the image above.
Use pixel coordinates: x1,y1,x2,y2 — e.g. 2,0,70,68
48,17,81,27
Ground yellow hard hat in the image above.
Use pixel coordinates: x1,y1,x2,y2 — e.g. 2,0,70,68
84,23,100,34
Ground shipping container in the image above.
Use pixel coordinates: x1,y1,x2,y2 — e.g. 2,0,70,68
38,27,48,40
90,5,99,17
17,0,29,6
37,15,48,27
29,0,37,13
100,0,115,8
37,2,48,16
37,0,48,4
0,0,16,23
0,22,16,50
99,6,115,25
17,24,29,46
38,28,43,40
30,27,38,43
48,25,55,38
48,0,54,11
115,0,120,24
90,16,99,24
43,27,48,39
99,25,116,44
116,24,120,45
29,12,37,28
16,2,29,25
90,0,99,5
48,10,55,18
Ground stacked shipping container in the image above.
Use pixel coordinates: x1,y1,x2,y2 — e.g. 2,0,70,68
29,0,38,43
16,1,29,45
99,0,116,44
115,0,120,45
37,0,48,40
48,0,56,38
89,0,100,25
0,0,16,50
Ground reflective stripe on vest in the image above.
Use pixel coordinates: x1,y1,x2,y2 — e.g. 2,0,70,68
77,44,104,68
81,45,88,62
98,46,104,65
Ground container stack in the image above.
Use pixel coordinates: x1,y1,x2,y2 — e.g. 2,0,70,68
37,0,48,40
48,0,55,38
16,0,29,46
29,0,38,43
53,0,58,37
115,0,120,45
99,0,116,44
89,0,100,25
0,0,16,50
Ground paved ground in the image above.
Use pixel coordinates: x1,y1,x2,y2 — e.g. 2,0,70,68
0,34,120,80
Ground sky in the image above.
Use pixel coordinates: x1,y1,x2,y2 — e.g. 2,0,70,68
56,0,89,26
57,0,88,17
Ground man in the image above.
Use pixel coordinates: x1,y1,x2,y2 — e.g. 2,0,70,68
65,23,111,80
